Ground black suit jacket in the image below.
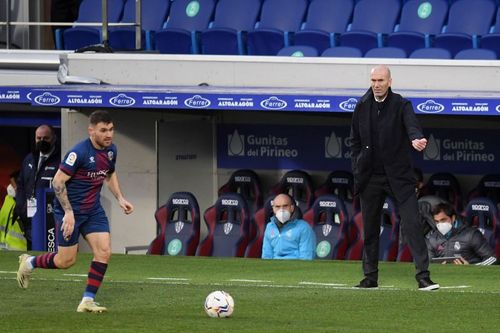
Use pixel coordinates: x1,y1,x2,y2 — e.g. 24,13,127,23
350,88,424,203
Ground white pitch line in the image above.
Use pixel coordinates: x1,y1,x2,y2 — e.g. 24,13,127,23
299,281,346,286
0,271,16,274
439,285,471,289
229,279,273,283
147,277,190,281
63,274,87,277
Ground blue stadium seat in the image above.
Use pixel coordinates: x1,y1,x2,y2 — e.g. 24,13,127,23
467,174,500,205
433,0,496,57
108,0,170,50
463,197,500,257
454,48,497,60
479,8,500,58
218,169,264,214
245,196,273,258
321,46,362,57
409,47,451,59
338,0,401,55
269,169,315,214
147,192,200,256
293,0,354,54
246,0,308,55
387,0,449,55
196,193,251,257
314,170,355,214
60,0,125,50
155,0,216,54
200,0,261,55
364,47,407,58
420,172,463,212
277,46,319,57
303,195,350,259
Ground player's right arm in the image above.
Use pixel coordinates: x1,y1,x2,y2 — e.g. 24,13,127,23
52,169,75,240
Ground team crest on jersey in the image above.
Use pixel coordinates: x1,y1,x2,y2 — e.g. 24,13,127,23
65,152,77,166
454,241,461,250
107,151,114,161
175,221,184,233
223,222,233,235
322,224,332,236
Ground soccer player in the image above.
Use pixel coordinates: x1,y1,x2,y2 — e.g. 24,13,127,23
17,110,134,313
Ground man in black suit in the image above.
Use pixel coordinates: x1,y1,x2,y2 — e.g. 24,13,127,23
350,65,439,291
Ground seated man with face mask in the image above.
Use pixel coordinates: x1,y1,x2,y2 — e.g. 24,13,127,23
261,193,316,260
427,202,497,265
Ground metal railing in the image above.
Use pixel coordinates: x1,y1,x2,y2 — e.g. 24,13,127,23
0,0,142,50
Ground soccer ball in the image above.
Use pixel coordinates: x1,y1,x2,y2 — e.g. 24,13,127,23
204,290,234,318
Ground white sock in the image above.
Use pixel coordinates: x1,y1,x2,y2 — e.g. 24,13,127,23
26,256,35,270
82,297,94,303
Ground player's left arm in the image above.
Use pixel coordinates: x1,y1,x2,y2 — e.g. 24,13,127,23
106,171,134,214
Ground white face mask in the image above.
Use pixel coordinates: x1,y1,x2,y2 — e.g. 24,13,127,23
436,222,452,236
275,209,291,224
7,184,16,198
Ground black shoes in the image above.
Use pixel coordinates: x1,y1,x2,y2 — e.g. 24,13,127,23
417,277,440,291
355,278,378,288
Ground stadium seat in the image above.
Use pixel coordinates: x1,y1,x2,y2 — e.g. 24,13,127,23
387,0,449,55
321,46,363,57
147,192,200,256
467,174,500,205
364,47,407,58
420,172,463,212
293,0,354,54
314,170,355,216
269,169,315,214
276,46,319,57
155,0,216,54
454,48,497,60
60,0,125,50
338,0,401,55
433,0,496,57
246,0,308,55
480,8,500,58
200,0,261,55
108,0,170,50
345,197,400,261
245,196,274,258
303,195,350,259
196,193,251,257
218,169,264,214
409,47,452,59
463,197,500,257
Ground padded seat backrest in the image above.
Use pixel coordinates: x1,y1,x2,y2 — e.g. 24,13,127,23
397,0,448,34
463,197,500,256
303,195,350,259
257,0,308,31
218,169,264,214
165,0,216,30
349,0,401,33
422,172,463,211
148,191,200,256
270,169,315,213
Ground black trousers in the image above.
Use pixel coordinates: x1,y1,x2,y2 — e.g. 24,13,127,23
360,174,430,282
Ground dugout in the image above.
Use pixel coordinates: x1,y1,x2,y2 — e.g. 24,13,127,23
1,51,500,253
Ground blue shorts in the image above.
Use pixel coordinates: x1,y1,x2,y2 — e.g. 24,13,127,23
54,206,110,247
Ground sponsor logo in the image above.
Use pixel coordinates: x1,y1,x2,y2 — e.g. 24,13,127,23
234,176,251,182
454,241,461,251
223,222,233,235
0,91,21,100
47,227,56,252
286,177,303,184
221,199,239,206
186,0,200,17
167,239,182,255
65,152,77,166
172,198,189,205
484,181,500,188
175,221,185,233
89,156,95,163
107,151,114,161
294,99,331,109
322,224,332,237
451,102,489,112
383,202,389,209
260,96,287,110
331,177,349,184
184,95,210,108
423,134,440,160
496,105,500,113
319,201,336,208
67,96,103,104
86,169,109,179
217,98,253,108
109,93,135,107
316,240,331,258
339,98,358,112
228,129,245,156
34,92,60,105
471,204,490,212
416,100,445,113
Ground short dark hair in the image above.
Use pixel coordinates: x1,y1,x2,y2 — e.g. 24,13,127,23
432,202,456,218
89,110,113,125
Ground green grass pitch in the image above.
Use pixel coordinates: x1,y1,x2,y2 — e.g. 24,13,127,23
1,251,499,333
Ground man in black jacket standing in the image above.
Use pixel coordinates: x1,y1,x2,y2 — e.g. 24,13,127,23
350,65,439,290
15,125,60,250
